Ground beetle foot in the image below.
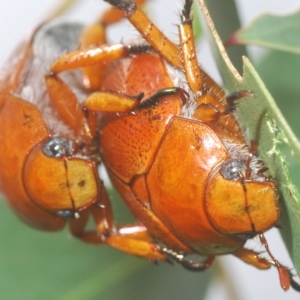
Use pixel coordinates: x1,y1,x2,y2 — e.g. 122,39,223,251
127,43,152,55
162,247,215,271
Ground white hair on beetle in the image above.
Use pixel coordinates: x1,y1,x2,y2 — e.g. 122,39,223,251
222,138,267,182
164,61,202,119
15,20,92,142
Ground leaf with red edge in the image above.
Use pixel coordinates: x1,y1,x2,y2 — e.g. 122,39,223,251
225,9,300,54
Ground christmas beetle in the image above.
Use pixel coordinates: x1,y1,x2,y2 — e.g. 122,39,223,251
0,0,298,291
0,0,165,261
49,0,299,291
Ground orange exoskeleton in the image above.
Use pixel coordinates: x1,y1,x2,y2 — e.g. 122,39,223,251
0,0,298,292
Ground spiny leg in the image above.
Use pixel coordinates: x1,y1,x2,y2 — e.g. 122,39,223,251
104,0,229,104
69,182,167,261
192,90,255,143
104,0,181,68
84,90,143,113
179,0,202,92
79,0,147,89
233,234,299,291
79,19,108,90
104,0,202,91
48,42,150,129
84,87,188,114
81,0,147,68
45,74,96,142
233,247,271,270
258,233,291,291
50,43,150,74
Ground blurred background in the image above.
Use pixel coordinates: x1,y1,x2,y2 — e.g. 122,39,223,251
0,0,299,299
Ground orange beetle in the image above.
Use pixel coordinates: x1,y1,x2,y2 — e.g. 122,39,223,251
48,0,299,291
0,1,166,261
0,0,299,292
0,23,99,229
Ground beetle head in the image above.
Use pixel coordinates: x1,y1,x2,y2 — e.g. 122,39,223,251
23,137,99,217
205,158,279,238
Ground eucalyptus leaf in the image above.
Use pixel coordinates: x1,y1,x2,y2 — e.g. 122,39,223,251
192,2,203,41
0,192,212,300
0,1,215,299
226,9,300,54
199,0,300,277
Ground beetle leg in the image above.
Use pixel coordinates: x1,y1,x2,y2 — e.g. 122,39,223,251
84,87,188,113
233,247,271,269
69,183,168,261
84,90,144,113
162,248,215,271
179,256,215,271
233,234,297,291
194,95,221,123
50,43,150,74
105,233,167,261
93,194,168,261
78,21,109,90
105,0,203,89
137,87,189,109
104,0,181,68
258,233,291,291
179,0,203,92
77,0,147,90
71,217,167,261
45,74,97,142
194,90,254,123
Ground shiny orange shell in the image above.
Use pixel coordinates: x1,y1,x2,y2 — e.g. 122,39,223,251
0,0,291,290
99,53,279,255
0,23,100,231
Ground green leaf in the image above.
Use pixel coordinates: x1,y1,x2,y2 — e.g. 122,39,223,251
0,190,212,300
199,0,300,276
204,0,247,74
192,3,203,41
226,9,300,54
257,50,300,267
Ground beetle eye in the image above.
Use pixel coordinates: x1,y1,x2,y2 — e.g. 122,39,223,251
221,159,246,180
43,137,72,158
